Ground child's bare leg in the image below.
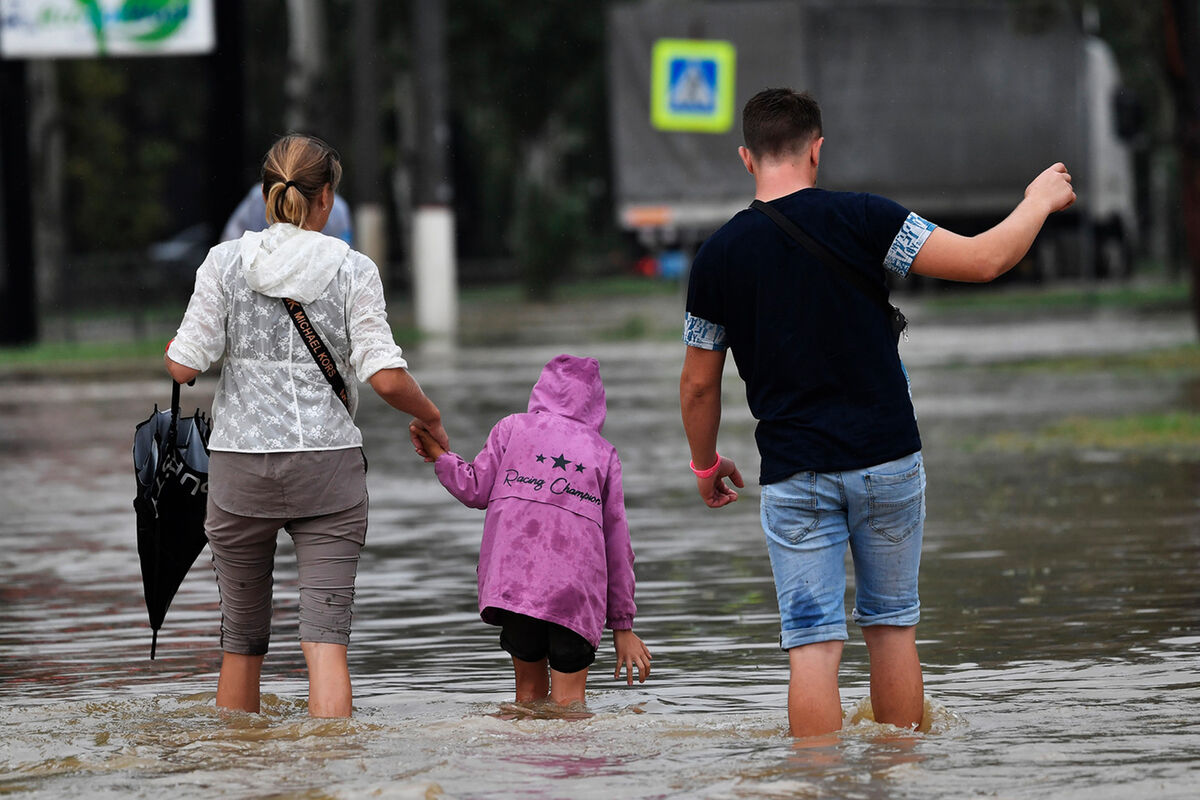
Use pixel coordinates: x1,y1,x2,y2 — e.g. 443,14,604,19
512,656,550,702
549,667,588,705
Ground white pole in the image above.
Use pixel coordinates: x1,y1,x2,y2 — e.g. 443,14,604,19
412,205,457,337
355,203,387,278
411,0,456,339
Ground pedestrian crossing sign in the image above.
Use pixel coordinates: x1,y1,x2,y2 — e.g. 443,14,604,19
651,38,736,133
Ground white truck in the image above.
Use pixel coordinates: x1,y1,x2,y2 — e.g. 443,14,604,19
607,0,1138,279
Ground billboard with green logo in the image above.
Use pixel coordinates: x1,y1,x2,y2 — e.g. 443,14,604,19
0,0,214,58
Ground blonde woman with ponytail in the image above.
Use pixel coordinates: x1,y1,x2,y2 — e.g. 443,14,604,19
165,134,446,717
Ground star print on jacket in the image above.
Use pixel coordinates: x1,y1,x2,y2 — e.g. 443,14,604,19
552,454,571,470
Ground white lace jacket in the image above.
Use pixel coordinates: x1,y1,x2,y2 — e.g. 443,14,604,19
167,224,408,452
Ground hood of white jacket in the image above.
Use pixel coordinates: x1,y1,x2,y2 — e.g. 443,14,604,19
239,223,350,304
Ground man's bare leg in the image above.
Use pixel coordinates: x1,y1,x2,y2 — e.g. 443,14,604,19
787,640,844,737
216,652,264,713
512,656,550,702
862,625,923,730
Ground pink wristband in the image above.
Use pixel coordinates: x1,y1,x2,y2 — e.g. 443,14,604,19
689,453,721,479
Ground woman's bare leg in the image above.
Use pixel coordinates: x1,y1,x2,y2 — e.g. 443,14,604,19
302,641,352,718
216,652,264,713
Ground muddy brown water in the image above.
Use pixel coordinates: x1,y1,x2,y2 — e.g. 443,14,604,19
2,301,1198,799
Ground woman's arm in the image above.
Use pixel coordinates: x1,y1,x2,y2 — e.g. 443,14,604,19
164,351,200,384
165,249,227,381
368,367,448,451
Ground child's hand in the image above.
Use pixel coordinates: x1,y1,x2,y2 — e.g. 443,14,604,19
409,420,448,462
613,629,651,685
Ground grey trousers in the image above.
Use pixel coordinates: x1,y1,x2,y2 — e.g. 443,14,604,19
205,449,368,656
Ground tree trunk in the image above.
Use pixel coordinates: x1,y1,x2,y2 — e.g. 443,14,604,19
27,61,65,311
1165,0,1200,336
0,59,37,345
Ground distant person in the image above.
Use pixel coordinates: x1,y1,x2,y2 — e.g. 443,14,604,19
221,182,354,245
679,88,1075,737
166,133,447,718
411,354,652,706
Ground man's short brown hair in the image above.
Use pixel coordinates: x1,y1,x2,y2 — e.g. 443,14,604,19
742,88,823,160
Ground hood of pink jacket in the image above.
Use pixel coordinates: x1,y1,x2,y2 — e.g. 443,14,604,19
527,354,606,432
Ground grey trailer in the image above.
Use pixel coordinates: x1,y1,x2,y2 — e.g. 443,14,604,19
607,0,1136,278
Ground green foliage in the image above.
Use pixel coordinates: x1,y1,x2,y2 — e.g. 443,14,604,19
511,177,587,300
985,343,1200,375
447,0,617,286
0,338,165,367
972,412,1200,457
57,56,206,253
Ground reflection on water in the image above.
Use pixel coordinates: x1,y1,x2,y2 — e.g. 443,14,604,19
2,334,1199,798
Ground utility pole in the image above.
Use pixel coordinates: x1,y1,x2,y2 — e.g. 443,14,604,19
411,0,457,338
352,0,387,276
0,58,36,345
285,0,327,134
209,0,245,246
1165,0,1200,337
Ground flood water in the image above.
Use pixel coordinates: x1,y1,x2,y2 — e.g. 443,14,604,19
2,300,1199,799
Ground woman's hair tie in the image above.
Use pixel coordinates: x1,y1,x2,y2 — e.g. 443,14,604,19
284,180,298,191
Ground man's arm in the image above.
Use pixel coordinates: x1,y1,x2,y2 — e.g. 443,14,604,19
680,345,743,508
910,163,1077,282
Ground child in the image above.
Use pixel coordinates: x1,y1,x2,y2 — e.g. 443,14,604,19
411,354,651,706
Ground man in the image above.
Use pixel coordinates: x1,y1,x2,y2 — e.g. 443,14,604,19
221,183,354,244
679,88,1076,737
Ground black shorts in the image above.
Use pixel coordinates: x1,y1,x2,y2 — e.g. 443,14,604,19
497,611,596,674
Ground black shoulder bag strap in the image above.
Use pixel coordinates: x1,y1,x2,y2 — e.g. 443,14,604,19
281,297,352,412
750,199,908,341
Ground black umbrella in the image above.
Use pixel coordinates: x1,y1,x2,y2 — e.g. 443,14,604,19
133,379,211,659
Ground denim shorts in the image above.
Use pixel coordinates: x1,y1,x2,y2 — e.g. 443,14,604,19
760,451,925,650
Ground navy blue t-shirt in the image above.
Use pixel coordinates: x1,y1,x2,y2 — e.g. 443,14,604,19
684,187,936,484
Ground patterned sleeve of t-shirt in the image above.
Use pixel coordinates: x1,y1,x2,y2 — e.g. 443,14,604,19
865,193,937,277
682,236,729,351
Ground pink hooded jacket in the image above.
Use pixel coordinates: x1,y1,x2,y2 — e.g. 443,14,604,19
433,354,637,647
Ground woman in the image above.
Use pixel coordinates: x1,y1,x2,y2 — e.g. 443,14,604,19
165,134,447,717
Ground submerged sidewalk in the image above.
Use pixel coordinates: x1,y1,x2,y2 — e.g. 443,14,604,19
2,279,1195,380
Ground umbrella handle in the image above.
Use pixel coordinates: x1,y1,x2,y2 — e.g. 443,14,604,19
168,380,181,447
151,629,158,660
